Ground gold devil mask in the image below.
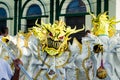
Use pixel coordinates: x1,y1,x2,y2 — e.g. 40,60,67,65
30,20,84,56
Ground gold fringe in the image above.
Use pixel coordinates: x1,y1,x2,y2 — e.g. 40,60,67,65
82,41,90,80
17,35,23,58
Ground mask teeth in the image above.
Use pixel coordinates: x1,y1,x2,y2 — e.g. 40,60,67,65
48,38,61,49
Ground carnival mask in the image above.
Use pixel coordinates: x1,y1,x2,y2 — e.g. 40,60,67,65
30,20,84,56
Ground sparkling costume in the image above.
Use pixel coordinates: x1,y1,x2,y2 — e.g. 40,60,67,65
1,12,120,80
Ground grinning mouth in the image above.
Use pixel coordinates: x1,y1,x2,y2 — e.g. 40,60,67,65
47,38,62,49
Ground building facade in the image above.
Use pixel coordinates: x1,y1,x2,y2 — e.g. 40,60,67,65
0,0,119,40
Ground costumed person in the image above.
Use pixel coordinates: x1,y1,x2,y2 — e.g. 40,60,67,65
0,26,10,61
107,18,120,80
15,31,39,80
0,26,19,63
75,29,101,80
0,27,34,80
0,26,23,80
22,19,84,80
0,58,22,80
90,12,120,80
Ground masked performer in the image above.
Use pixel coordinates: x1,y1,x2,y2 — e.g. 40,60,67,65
90,12,120,80
22,20,84,80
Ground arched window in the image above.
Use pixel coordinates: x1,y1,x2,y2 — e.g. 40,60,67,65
26,4,42,30
67,0,86,13
0,8,7,27
66,0,86,43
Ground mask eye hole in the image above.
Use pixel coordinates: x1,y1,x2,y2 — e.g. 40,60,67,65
49,32,53,37
59,36,63,39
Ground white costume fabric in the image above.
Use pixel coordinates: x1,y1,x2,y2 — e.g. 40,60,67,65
0,36,14,80
0,35,13,64
0,58,13,80
80,33,120,80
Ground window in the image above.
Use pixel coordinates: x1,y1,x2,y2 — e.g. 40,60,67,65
66,0,86,43
26,4,42,30
0,8,7,27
